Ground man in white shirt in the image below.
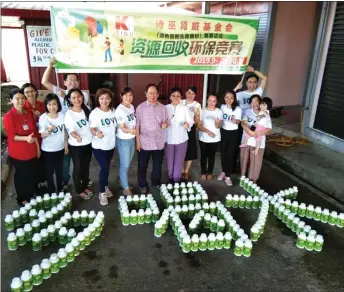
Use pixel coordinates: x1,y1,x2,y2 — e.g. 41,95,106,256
233,65,268,171
41,57,92,190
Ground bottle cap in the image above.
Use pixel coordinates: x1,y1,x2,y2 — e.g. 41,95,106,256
5,215,13,222
40,259,51,269
16,228,25,236
50,253,59,262
11,277,23,289
7,232,17,241
65,244,74,253
235,239,244,247
81,210,88,216
21,270,32,281
31,264,42,275
24,224,32,232
57,249,67,258
244,239,252,248
13,210,20,217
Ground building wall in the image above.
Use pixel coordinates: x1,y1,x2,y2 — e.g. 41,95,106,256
264,2,319,107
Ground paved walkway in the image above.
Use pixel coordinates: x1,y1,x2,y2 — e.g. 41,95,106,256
2,151,344,292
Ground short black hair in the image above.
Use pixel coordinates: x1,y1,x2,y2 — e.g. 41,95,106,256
120,86,133,97
9,88,23,100
44,93,62,113
186,86,197,95
120,39,124,43
63,73,79,81
170,87,182,97
21,83,38,93
249,94,262,104
261,97,273,110
145,83,159,93
246,74,259,83
224,89,238,110
106,37,109,40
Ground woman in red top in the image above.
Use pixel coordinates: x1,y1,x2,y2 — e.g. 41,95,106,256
21,83,46,191
3,88,40,206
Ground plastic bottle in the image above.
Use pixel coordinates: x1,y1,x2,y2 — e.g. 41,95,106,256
243,239,253,257
5,214,16,232
19,207,29,224
224,232,232,249
7,232,18,251
12,210,21,228
215,232,224,249
20,270,33,292
191,234,199,252
296,232,307,249
199,233,208,251
65,243,75,262
57,248,68,268
72,211,80,227
16,228,26,246
40,229,49,247
40,258,52,279
329,211,338,226
234,239,244,256
207,233,216,251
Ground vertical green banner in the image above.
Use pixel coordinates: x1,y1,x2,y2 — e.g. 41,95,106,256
51,7,259,74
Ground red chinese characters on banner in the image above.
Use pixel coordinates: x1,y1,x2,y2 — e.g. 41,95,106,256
226,23,233,32
156,20,164,29
215,23,222,32
203,22,211,32
192,22,200,31
168,21,176,30
180,21,188,30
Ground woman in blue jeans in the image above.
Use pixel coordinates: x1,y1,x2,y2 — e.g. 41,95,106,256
89,88,117,206
115,87,136,196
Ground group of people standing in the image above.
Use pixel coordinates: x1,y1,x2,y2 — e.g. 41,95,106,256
4,59,271,207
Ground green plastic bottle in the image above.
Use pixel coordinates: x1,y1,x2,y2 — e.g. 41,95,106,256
7,232,18,251
31,264,43,286
49,253,60,273
57,248,68,268
20,270,33,292
16,228,26,246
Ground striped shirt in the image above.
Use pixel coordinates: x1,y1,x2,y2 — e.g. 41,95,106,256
136,101,168,150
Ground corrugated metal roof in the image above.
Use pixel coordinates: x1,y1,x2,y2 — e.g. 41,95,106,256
1,1,171,11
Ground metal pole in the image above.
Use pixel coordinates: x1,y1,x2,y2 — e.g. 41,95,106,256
202,1,210,107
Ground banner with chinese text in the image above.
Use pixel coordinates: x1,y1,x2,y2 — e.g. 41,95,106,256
51,7,259,74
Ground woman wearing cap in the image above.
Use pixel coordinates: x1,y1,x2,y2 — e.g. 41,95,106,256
3,88,40,206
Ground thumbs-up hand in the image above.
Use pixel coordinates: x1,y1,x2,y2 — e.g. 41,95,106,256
76,133,82,143
27,133,35,144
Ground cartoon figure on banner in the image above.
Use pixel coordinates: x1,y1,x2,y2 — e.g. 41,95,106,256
104,37,112,62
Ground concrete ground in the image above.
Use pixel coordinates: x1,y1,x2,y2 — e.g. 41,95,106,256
2,151,344,292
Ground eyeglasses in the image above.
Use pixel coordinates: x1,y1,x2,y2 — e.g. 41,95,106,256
66,79,78,83
171,94,181,98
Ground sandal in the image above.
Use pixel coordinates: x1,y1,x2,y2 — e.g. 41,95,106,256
84,188,94,197
79,192,92,200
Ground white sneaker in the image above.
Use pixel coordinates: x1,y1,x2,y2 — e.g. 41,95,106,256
217,172,226,181
225,177,233,186
105,186,114,198
99,193,108,206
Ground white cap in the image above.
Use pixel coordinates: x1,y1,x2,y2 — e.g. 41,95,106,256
244,239,252,248
65,243,74,253
7,232,17,241
50,253,59,262
40,258,51,269
16,228,25,236
21,270,32,281
235,239,244,247
31,264,42,275
57,249,67,258
11,277,23,289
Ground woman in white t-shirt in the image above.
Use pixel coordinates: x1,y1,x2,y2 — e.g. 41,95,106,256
165,87,194,183
38,93,68,194
115,87,136,196
196,94,223,181
181,86,202,181
240,94,272,183
89,88,117,205
64,89,93,200
218,90,242,186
